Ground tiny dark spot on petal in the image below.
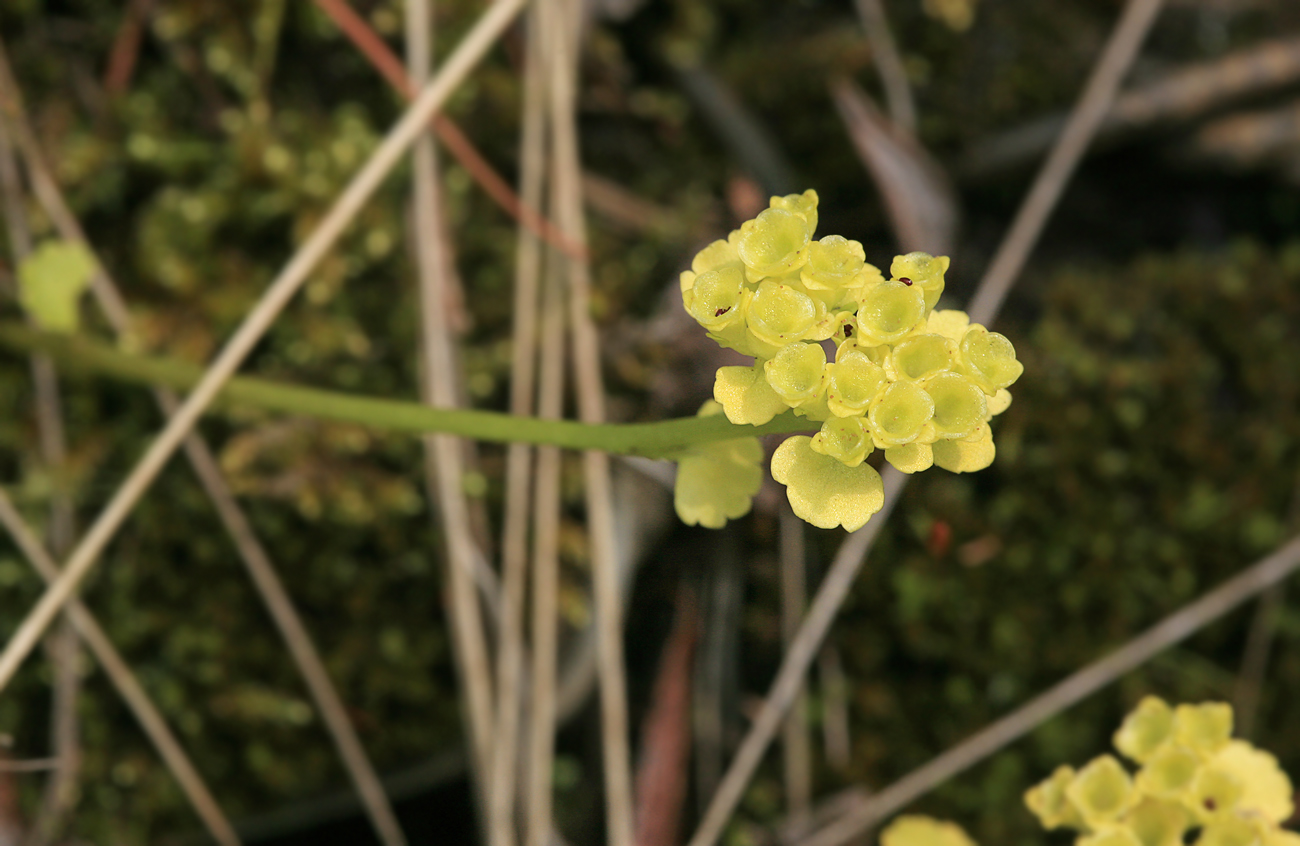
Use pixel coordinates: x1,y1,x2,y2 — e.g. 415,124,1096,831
715,307,731,317
1204,798,1217,811
900,277,913,286
843,324,854,337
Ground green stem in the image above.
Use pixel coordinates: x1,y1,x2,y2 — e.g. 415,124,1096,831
0,321,812,459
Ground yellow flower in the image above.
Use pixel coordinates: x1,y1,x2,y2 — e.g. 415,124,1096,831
1067,755,1137,829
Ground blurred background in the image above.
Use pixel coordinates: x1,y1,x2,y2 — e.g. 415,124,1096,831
0,0,1299,843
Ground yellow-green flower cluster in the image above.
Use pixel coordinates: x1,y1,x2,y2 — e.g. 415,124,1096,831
1025,697,1299,846
678,189,1022,531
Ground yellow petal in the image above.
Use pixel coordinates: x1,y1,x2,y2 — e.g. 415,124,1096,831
713,364,789,425
770,436,884,532
1210,741,1294,824
879,815,977,846
932,424,995,473
885,442,934,474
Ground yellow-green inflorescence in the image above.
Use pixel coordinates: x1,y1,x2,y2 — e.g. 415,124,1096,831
676,189,1022,531
1026,697,1299,846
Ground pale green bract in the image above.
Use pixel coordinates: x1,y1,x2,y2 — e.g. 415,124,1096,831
18,239,96,333
1026,697,1298,846
680,189,1022,529
672,401,764,529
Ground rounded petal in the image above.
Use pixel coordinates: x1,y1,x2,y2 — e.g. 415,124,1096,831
764,342,828,406
771,436,884,531
1026,765,1085,831
737,207,811,277
1136,745,1201,800
892,333,957,381
1078,829,1144,846
868,381,935,447
746,278,820,347
926,308,970,341
879,815,976,846
1174,703,1234,758
685,265,747,330
958,325,1024,393
924,372,988,440
801,234,866,291
691,237,742,274
986,388,1013,417
1196,818,1266,846
674,444,763,528
1211,741,1294,824
811,416,874,467
713,365,788,426
885,442,934,474
932,423,995,473
857,280,927,346
1123,798,1191,846
826,350,888,417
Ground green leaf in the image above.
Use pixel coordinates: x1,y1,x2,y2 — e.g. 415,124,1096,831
18,239,96,333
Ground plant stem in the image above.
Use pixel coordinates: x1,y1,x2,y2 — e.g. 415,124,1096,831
0,321,813,457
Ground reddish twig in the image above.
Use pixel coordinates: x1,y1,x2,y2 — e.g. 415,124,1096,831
313,0,587,260
103,0,155,97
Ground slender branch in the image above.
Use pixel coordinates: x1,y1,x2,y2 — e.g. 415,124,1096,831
0,109,82,846
685,2,1167,842
546,0,634,840
312,0,585,261
966,0,1166,327
0,0,532,695
407,0,496,836
494,3,549,844
0,321,814,456
0,489,241,845
687,468,908,846
779,503,812,826
852,0,916,134
799,534,1300,846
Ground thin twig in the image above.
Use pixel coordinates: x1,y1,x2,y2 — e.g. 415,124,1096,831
779,503,812,826
406,0,496,833
0,489,241,845
686,2,1166,841
852,0,916,134
816,645,850,774
0,758,60,774
686,468,908,846
1232,464,1300,738
0,110,82,846
799,534,1300,846
966,0,1166,327
546,0,634,841
103,0,155,97
527,214,567,846
312,0,585,261
0,0,532,693
0,43,410,845
493,3,550,844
